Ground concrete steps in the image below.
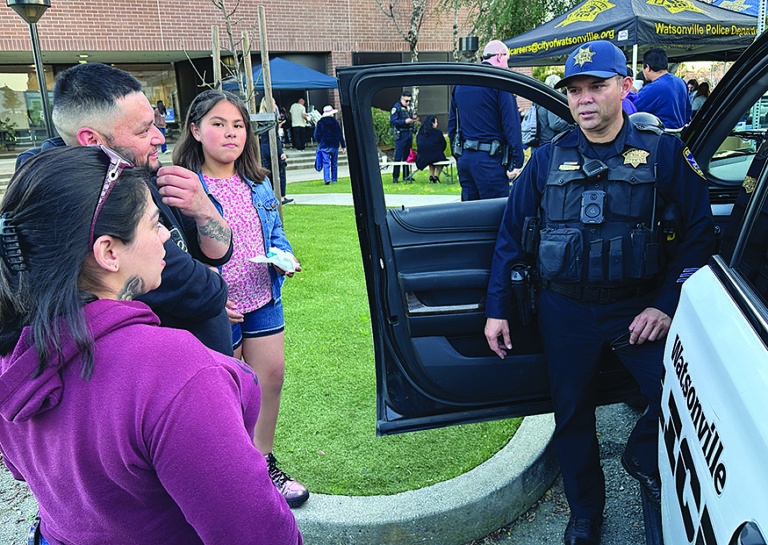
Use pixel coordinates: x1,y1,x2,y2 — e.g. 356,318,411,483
282,147,349,172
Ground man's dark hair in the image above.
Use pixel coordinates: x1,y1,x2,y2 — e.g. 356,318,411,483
52,63,143,145
642,48,668,72
401,90,412,98
0,146,149,378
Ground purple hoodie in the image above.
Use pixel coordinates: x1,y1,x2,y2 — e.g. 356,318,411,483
0,299,301,545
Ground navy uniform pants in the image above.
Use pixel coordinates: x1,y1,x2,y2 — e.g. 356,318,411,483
537,289,663,521
456,149,510,201
393,133,413,182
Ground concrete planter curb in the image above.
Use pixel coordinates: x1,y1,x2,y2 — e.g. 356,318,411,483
293,413,558,545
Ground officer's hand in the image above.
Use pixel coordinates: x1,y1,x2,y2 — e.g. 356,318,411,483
507,168,521,180
406,118,415,124
485,318,512,359
628,307,671,345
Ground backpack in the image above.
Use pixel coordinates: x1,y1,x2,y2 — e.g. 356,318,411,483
521,105,539,147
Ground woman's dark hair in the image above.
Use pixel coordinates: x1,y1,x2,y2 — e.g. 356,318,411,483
694,82,710,99
173,89,268,183
0,146,150,379
418,114,437,136
687,79,699,91
156,99,166,115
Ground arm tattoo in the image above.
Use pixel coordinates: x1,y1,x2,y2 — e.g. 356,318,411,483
117,276,146,301
198,219,232,244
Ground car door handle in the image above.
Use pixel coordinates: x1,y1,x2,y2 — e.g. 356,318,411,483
406,292,483,315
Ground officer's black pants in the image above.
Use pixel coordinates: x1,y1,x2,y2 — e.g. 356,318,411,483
537,289,663,521
456,149,509,201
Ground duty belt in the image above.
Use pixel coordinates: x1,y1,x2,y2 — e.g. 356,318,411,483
542,280,656,304
462,140,497,153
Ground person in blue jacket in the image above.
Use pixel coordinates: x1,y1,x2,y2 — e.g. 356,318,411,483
15,63,235,356
389,90,418,183
448,40,524,201
484,41,715,545
314,105,346,184
633,48,692,130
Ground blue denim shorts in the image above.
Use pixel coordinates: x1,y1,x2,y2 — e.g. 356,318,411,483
232,298,285,349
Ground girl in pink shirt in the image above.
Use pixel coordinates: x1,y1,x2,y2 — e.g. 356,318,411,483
174,90,308,508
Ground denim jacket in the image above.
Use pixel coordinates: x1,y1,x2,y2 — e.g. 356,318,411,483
198,172,293,303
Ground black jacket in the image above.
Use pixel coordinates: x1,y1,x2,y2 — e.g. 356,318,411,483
16,139,234,356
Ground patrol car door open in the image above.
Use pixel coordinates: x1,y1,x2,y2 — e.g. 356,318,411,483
337,63,643,435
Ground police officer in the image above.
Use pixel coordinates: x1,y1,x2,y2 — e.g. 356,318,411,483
448,40,524,201
390,90,418,183
484,41,714,545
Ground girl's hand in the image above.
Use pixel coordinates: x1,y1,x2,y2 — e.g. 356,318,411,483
226,300,244,324
274,262,301,278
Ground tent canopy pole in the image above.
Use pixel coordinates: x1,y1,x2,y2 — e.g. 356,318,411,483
632,44,638,80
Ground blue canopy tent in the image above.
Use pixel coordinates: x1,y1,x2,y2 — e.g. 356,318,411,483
503,0,758,67
222,57,337,92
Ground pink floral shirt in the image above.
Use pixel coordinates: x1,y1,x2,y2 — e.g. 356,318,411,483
204,173,272,313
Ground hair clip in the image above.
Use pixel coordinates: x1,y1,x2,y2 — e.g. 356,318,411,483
0,212,27,272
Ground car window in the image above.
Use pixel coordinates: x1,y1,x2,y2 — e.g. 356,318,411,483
372,81,571,192
732,182,768,305
708,92,768,184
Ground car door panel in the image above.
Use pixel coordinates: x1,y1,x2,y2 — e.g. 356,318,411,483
338,64,645,435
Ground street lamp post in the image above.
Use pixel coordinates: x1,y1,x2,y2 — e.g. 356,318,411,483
7,0,54,139
458,36,479,62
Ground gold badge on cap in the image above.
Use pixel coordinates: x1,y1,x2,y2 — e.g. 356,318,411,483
573,46,596,67
623,148,649,167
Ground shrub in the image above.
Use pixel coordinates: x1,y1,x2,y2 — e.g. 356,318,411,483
371,107,395,149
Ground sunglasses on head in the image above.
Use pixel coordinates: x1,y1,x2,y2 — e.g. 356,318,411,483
89,145,134,247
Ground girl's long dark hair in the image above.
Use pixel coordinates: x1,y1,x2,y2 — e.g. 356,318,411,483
0,146,149,378
173,89,268,183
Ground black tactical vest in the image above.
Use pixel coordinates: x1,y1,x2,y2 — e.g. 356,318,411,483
537,127,663,287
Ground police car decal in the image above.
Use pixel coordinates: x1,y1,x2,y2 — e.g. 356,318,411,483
683,147,706,179
663,335,729,544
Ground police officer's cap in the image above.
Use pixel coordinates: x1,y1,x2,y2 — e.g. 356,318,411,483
556,41,627,89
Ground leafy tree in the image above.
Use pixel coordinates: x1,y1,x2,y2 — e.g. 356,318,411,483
375,0,430,64
444,0,582,55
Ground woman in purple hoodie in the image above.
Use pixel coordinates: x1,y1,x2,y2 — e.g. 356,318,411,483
0,146,302,545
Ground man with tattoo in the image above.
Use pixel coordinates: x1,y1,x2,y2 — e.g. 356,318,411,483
16,64,235,355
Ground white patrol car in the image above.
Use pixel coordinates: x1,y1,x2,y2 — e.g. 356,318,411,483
661,260,768,545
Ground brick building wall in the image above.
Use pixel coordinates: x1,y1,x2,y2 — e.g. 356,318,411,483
0,0,462,68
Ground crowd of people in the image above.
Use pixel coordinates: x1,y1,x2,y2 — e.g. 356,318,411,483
0,27,720,545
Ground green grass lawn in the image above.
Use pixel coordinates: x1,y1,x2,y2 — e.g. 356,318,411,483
289,171,462,196
277,204,520,496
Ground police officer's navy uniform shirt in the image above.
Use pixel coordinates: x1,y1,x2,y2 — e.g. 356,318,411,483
633,73,692,129
448,64,525,170
486,117,714,320
390,101,414,134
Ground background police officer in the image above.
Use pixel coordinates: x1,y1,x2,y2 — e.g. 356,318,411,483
484,41,714,545
448,40,524,201
390,90,417,183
